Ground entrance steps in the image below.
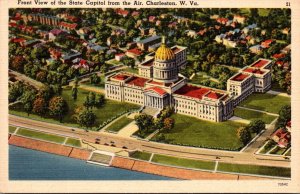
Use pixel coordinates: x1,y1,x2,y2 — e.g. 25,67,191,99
142,107,160,117
87,150,115,166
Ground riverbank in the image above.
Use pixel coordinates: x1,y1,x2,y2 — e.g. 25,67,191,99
8,135,91,160
8,134,272,180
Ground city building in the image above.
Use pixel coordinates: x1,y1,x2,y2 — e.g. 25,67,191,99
227,58,272,105
137,35,161,51
105,37,235,122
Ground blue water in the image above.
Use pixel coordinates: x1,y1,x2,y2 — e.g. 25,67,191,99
9,145,174,180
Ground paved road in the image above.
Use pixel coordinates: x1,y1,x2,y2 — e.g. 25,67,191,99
9,115,290,168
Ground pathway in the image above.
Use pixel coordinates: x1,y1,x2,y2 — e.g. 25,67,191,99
117,121,139,137
229,116,251,124
237,106,279,116
145,129,160,141
267,90,290,98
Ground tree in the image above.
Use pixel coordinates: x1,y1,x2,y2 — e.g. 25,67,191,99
89,92,96,109
134,113,154,133
90,73,101,85
10,56,25,73
95,94,105,108
236,127,251,145
20,88,37,116
51,84,62,95
122,56,135,69
163,117,175,132
248,120,265,134
154,117,164,131
77,110,96,129
72,86,78,100
48,96,68,122
276,105,291,128
36,71,47,82
100,63,109,73
33,97,47,116
9,81,24,103
38,86,52,99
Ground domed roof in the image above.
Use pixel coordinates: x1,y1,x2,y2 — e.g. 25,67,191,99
155,38,175,61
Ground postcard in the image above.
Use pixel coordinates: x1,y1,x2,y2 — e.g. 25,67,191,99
0,0,299,193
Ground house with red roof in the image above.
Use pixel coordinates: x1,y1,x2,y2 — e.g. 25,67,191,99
115,53,126,61
59,21,77,31
149,16,156,22
115,9,129,17
49,29,66,40
126,48,142,59
261,39,274,48
216,18,229,25
272,128,291,148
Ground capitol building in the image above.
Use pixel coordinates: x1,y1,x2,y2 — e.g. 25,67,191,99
105,37,272,122
105,38,235,122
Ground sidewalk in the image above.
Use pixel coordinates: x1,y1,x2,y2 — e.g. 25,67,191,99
237,106,279,116
267,90,290,98
117,121,139,137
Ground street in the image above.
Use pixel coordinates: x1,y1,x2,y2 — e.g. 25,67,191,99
9,114,290,168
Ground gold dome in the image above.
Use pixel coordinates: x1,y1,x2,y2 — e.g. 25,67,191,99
155,42,175,61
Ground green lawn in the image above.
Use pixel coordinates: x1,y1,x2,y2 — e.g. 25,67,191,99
239,93,290,114
218,163,291,177
259,140,276,154
65,138,81,147
152,114,246,150
123,67,139,74
105,116,133,132
269,146,288,155
17,128,65,143
9,126,17,133
234,108,277,124
152,154,215,171
80,75,106,88
10,88,140,130
190,73,209,85
130,151,152,161
106,59,123,66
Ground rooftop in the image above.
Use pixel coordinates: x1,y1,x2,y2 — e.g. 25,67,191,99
125,76,149,87
127,48,142,56
243,67,265,75
137,35,161,44
140,59,154,67
174,85,210,100
230,73,249,82
250,59,270,68
204,91,224,99
111,74,130,81
145,87,167,96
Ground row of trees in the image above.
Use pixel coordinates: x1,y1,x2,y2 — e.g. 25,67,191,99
9,81,68,122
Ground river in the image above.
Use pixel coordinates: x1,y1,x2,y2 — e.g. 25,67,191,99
9,145,174,180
